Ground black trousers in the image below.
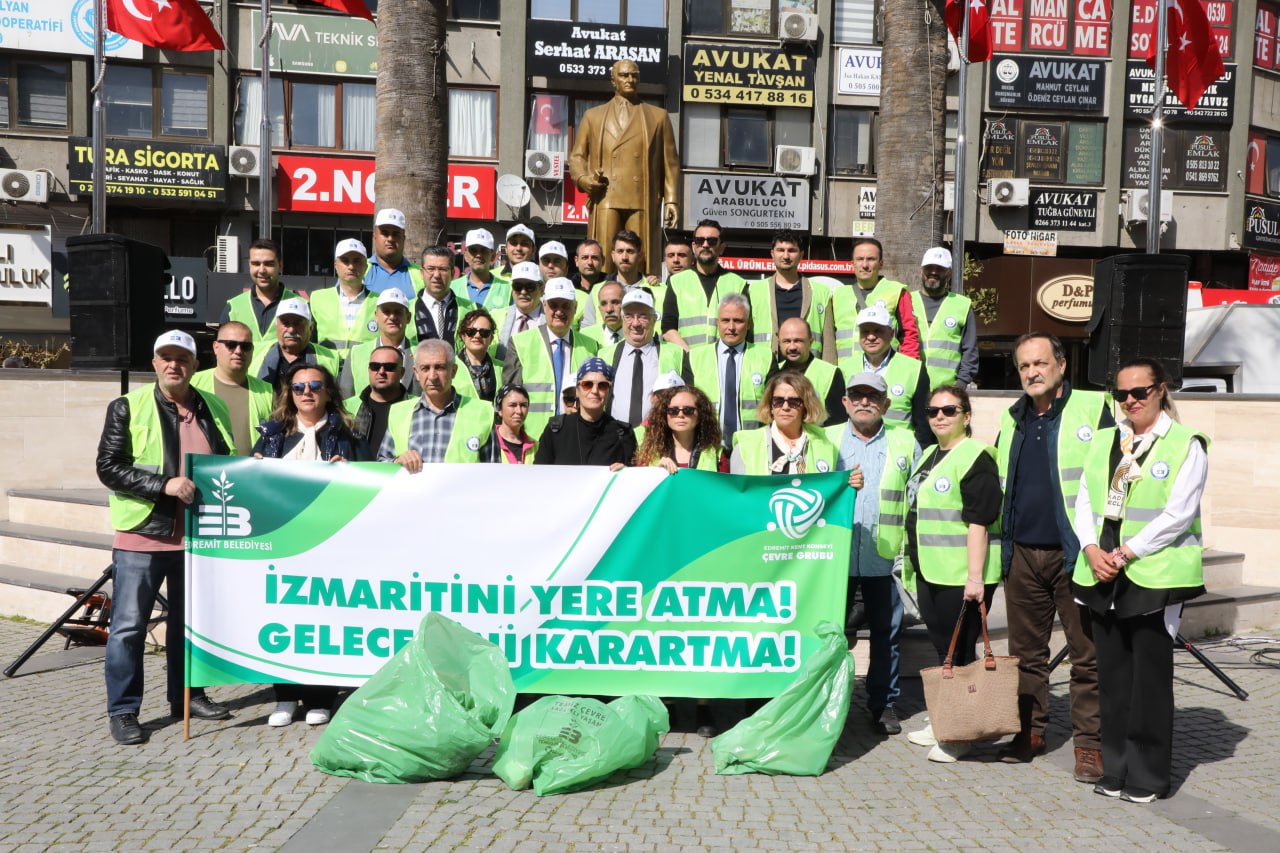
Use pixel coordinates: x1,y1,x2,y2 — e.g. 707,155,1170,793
274,684,339,708
1092,608,1175,796
917,578,998,667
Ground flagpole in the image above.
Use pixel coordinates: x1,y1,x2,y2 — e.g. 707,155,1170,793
1146,0,1169,253
91,0,106,233
951,3,970,290
258,0,272,239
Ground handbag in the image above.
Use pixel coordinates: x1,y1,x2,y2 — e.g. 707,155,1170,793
921,600,1020,743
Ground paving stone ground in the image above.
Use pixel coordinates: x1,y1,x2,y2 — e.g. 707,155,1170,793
0,618,1277,852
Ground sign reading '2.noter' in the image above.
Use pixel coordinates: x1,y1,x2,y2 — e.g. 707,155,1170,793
683,44,815,107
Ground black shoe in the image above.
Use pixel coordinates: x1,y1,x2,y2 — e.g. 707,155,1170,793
1120,787,1159,804
1093,777,1123,798
110,713,146,745
173,696,231,720
873,707,902,735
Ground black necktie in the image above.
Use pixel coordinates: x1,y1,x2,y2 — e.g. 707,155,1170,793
629,348,645,425
724,347,738,444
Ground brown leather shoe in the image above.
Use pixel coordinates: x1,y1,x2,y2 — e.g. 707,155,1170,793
997,732,1047,763
1074,747,1104,783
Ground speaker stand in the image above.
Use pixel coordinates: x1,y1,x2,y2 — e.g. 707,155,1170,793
120,369,129,396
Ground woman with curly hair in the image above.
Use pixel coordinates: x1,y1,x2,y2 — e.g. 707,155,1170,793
633,384,726,472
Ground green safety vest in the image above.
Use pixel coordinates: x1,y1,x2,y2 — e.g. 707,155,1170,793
579,322,623,349
745,277,833,355
249,342,341,381
996,389,1108,525
733,424,837,475
189,369,275,450
801,357,837,404
831,278,907,363
450,272,511,313
837,352,924,430
910,291,971,389
346,339,410,399
510,328,598,439
108,385,235,531
581,280,668,334
1073,424,1209,590
451,355,493,399
825,422,918,558
687,342,774,434
907,438,1001,588
308,285,379,361
385,393,497,463
224,288,303,344
667,268,746,347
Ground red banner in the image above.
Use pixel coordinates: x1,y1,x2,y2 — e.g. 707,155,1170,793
1248,133,1267,196
1257,3,1277,69
276,156,495,220
717,257,857,275
1131,0,1232,59
990,0,1025,51
563,178,589,225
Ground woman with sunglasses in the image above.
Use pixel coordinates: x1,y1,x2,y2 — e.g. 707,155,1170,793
728,371,837,475
634,384,727,472
493,384,537,464
252,363,365,727
902,384,1002,763
1071,358,1208,804
534,358,636,468
453,307,499,402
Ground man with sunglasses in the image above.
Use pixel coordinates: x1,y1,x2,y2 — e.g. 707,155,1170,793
842,305,933,450
911,247,979,389
662,219,746,351
251,298,341,390
994,332,1112,782
414,245,467,347
339,289,419,400
190,321,273,456
450,229,511,312
344,344,410,454
494,261,546,360
310,238,378,365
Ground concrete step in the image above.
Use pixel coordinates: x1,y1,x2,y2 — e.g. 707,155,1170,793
0,563,112,624
1203,549,1245,591
1181,585,1280,639
0,521,113,582
7,488,112,537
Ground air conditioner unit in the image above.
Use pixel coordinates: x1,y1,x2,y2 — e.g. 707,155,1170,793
228,145,261,178
0,169,48,203
775,145,816,176
988,177,1029,207
779,10,819,42
524,149,564,181
1123,189,1174,223
943,180,955,212
215,235,240,274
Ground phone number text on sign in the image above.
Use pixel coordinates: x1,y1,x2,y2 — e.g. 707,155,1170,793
277,156,495,220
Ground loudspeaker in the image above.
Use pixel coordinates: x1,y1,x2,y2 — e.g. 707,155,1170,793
1087,253,1189,389
67,234,170,369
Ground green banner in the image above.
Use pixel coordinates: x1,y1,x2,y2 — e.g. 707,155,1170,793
186,457,852,698
251,11,378,78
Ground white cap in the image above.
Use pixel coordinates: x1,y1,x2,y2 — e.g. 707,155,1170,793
153,330,197,357
539,240,568,260
376,288,411,310
921,247,952,269
651,370,685,393
542,277,576,303
506,223,536,243
277,298,312,321
374,208,406,230
621,288,655,312
511,260,542,282
465,228,495,250
856,305,893,329
334,238,367,258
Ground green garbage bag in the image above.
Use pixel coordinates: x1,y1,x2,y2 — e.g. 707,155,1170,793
493,695,669,796
310,613,515,783
710,621,854,776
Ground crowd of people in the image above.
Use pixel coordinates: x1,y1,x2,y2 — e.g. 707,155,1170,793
97,210,1209,804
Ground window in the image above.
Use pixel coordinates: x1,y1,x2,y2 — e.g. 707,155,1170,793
834,0,879,44
450,89,498,159
272,225,375,278
451,0,499,18
981,118,1106,187
685,105,810,170
235,76,375,152
0,60,69,130
830,109,874,176
689,0,773,36
525,94,615,154
532,0,663,25
103,67,210,139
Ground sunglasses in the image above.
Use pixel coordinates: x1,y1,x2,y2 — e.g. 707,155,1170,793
925,405,965,418
578,379,612,392
692,236,720,246
1111,383,1157,402
770,396,803,410
511,283,539,294
216,339,253,351
462,327,494,339
368,361,400,373
666,405,697,418
290,379,325,394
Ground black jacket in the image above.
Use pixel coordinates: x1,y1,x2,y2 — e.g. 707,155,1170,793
96,385,232,535
253,412,369,461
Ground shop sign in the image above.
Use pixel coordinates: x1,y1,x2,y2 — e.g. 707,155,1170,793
1036,274,1093,322
858,186,876,219
685,173,810,231
0,226,52,305
837,48,881,96
1248,252,1280,291
0,0,142,59
988,55,1105,111
68,137,225,202
1003,230,1059,256
276,156,495,220
1124,61,1234,123
1244,199,1280,252
251,10,377,77
1029,189,1097,231
527,20,666,79
851,221,875,238
683,44,814,107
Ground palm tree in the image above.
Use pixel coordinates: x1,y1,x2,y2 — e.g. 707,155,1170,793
376,0,449,251
875,0,949,282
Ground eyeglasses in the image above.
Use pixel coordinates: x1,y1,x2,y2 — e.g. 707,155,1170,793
578,379,612,392
216,339,253,351
1111,383,1157,402
925,405,965,418
770,396,803,410
666,405,697,418
290,380,325,394
462,327,494,339
511,283,539,294
692,236,720,246
368,361,400,373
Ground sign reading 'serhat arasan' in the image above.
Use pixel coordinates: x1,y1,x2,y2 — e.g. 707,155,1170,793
684,173,811,232
526,20,666,79
1,0,143,59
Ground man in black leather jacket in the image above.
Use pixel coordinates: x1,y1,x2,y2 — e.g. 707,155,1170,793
96,331,235,744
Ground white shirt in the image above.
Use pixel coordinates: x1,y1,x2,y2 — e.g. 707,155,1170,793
498,305,545,360
610,338,659,423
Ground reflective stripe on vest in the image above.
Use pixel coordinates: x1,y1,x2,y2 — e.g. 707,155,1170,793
734,425,837,475
225,289,302,344
909,438,1001,586
745,277,832,354
309,286,378,359
831,279,906,363
669,269,746,346
821,423,917,559
511,329,598,440
188,369,274,451
687,342,774,434
804,358,836,403
836,352,922,429
386,394,496,463
910,291,970,388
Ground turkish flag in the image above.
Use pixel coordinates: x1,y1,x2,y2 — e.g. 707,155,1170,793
945,0,994,63
533,95,565,136
1146,0,1226,112
105,0,225,52
310,0,375,23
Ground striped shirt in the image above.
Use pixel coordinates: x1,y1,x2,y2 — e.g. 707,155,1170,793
375,393,498,464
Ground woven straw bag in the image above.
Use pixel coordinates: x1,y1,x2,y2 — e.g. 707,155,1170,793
921,600,1021,743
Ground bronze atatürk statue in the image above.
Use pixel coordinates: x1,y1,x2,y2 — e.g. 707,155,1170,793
568,60,680,275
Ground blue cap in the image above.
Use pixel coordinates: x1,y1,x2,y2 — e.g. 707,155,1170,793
576,357,614,382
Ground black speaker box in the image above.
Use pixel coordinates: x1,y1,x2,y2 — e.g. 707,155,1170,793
67,234,170,369
1087,253,1189,389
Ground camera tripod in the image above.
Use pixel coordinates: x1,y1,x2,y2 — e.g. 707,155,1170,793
1048,633,1248,701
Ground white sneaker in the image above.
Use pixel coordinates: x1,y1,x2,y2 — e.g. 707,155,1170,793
927,741,972,763
305,708,331,726
268,701,298,727
907,723,937,747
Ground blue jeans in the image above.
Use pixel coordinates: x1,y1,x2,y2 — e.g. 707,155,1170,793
106,549,203,716
847,575,903,713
